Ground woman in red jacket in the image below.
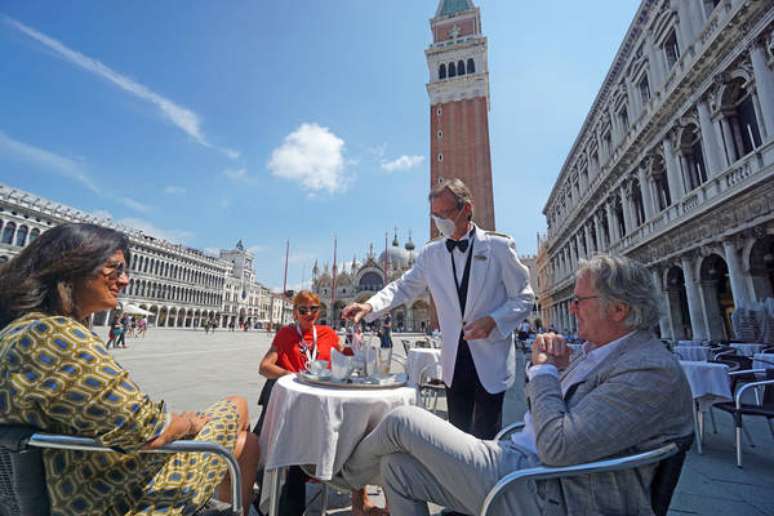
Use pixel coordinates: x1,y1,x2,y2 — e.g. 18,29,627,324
258,291,385,515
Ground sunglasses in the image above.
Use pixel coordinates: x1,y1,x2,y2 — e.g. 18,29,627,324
101,261,128,280
296,305,320,315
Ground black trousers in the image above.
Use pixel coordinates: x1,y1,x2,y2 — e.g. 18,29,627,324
445,336,504,440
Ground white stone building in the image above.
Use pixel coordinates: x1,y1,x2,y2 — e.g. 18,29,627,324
537,0,774,342
0,183,275,329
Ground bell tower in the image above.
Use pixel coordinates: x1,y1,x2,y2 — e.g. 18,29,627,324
427,0,495,233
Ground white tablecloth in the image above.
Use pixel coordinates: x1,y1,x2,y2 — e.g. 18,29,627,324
407,348,442,387
730,343,765,357
258,374,415,511
674,346,709,361
753,353,774,371
679,361,732,410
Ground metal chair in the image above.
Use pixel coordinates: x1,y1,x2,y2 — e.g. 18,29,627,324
401,339,412,356
0,425,243,516
481,422,692,516
713,366,774,467
417,364,445,416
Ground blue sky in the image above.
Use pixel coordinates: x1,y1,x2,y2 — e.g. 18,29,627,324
0,1,639,290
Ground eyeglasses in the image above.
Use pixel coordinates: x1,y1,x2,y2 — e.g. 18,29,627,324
101,261,128,280
296,305,320,315
571,295,599,307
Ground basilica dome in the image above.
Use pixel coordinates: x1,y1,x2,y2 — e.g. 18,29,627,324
378,233,411,270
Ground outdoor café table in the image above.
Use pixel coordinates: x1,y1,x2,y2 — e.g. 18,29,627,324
753,353,774,371
730,343,765,357
258,373,416,515
675,345,709,362
407,348,442,387
679,360,732,454
677,339,703,346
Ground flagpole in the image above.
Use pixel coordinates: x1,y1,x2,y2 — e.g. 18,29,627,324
331,235,338,326
282,240,290,296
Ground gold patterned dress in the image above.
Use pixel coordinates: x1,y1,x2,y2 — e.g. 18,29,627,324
0,313,240,515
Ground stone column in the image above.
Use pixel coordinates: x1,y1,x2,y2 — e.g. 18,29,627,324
582,223,592,257
697,98,723,175
681,255,708,340
619,186,632,235
720,117,737,163
605,202,618,244
661,136,683,201
637,166,655,220
751,40,774,139
651,268,671,338
722,239,752,309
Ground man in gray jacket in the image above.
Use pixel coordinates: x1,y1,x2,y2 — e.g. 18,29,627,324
342,254,694,515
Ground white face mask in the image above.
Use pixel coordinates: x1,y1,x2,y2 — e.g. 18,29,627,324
432,215,457,239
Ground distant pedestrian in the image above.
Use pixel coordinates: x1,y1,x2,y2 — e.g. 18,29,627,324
137,316,148,338
106,316,121,348
380,314,393,349
115,315,129,348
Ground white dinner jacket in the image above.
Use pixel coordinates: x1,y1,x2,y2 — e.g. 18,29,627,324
365,225,534,393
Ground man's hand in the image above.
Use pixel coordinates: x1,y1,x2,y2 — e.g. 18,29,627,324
341,302,373,323
531,332,570,369
462,316,496,340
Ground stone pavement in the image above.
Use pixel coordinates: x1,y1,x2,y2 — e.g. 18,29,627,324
104,328,774,515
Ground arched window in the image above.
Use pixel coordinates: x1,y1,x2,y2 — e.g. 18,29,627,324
680,124,707,191
457,60,465,76
29,228,40,243
722,78,761,160
15,225,28,247
630,179,646,227
439,63,446,80
467,58,475,74
2,222,16,244
448,62,456,78
651,155,671,211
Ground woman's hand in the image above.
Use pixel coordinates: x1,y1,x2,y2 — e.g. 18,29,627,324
179,411,209,437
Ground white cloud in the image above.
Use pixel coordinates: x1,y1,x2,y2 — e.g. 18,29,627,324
223,168,250,182
117,217,193,243
5,17,238,159
381,154,425,172
268,123,348,194
164,185,186,194
118,197,152,214
0,130,99,193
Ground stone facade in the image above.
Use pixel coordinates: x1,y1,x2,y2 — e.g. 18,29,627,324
0,183,277,329
426,0,495,233
537,0,774,342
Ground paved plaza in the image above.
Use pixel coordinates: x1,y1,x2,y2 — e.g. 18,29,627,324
105,328,774,515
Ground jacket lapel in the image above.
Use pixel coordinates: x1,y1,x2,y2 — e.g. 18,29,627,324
463,225,491,320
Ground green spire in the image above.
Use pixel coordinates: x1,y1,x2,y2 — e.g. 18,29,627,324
437,0,474,17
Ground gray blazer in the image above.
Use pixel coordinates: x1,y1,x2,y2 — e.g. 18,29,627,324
526,330,694,515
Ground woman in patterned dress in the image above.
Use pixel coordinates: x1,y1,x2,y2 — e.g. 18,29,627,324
0,223,260,515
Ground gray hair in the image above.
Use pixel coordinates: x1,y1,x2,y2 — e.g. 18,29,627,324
428,178,474,221
576,254,661,331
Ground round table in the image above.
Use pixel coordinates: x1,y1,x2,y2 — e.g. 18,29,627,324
407,348,442,387
753,353,774,372
730,343,765,357
679,360,732,454
674,346,709,362
677,339,703,346
258,374,416,514
679,361,731,410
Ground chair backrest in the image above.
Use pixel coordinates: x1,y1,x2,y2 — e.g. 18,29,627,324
650,434,693,516
401,339,412,356
0,425,50,516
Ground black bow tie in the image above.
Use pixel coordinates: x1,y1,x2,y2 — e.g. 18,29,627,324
446,239,469,253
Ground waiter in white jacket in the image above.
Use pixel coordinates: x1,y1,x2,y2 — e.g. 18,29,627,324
342,179,534,439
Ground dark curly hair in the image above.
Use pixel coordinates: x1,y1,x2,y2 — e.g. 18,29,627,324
0,222,131,328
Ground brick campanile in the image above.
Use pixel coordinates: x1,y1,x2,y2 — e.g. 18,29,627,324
426,0,495,235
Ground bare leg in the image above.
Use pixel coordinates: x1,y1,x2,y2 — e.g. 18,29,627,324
216,396,260,515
